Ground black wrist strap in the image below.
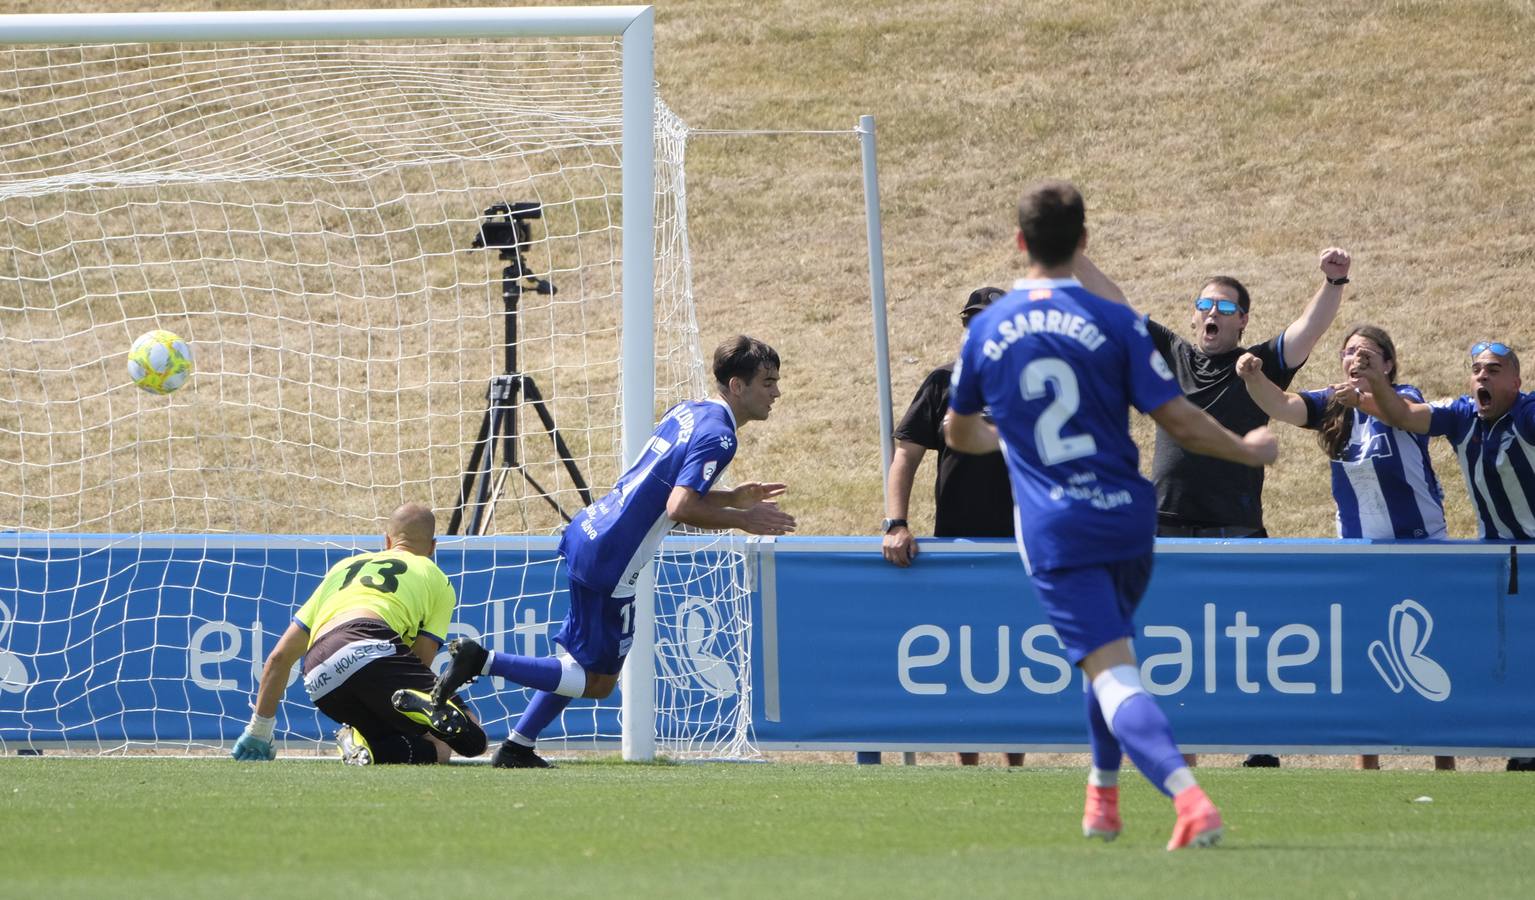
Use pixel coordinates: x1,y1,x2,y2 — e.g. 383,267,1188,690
1326,275,1349,286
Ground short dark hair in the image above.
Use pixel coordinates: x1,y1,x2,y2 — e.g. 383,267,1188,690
713,335,780,387
1016,180,1085,267
1199,275,1251,313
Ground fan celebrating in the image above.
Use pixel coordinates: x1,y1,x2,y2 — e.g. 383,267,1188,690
945,180,1275,849
1236,325,1447,541
232,502,486,765
416,336,797,768
1354,340,1535,541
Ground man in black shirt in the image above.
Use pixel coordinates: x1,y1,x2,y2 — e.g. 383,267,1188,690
1077,249,1351,768
881,285,1021,768
1078,249,1352,536
1149,251,1350,537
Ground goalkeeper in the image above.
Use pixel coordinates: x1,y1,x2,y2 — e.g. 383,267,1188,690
231,502,487,765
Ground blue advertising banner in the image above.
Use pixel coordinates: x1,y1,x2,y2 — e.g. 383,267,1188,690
0,536,607,746
2,534,1529,754
752,539,1533,754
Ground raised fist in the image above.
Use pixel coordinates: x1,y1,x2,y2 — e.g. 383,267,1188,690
1320,247,1352,281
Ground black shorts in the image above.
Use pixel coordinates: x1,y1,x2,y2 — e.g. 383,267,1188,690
302,618,486,764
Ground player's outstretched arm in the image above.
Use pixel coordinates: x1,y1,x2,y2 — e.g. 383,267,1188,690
233,621,307,761
943,410,1000,455
1074,253,1131,307
409,633,443,668
1280,247,1351,369
1236,352,1308,426
667,485,796,536
703,481,786,509
1149,396,1278,467
1350,347,1431,433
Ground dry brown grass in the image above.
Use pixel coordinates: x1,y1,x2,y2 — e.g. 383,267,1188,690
2,0,1533,539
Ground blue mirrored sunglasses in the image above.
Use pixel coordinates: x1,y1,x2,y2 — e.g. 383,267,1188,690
1194,297,1241,316
1470,341,1512,358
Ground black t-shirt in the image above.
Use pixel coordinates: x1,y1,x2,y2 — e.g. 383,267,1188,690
1147,320,1301,530
894,363,1015,538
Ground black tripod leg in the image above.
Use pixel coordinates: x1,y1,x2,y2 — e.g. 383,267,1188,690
449,408,496,536
468,403,511,535
522,377,594,506
521,472,573,523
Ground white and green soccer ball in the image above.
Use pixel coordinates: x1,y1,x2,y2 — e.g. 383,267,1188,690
127,329,193,395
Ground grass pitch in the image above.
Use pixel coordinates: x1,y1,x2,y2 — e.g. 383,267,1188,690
2,758,1531,899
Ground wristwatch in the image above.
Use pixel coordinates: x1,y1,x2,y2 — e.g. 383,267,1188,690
881,518,908,534
1326,275,1350,286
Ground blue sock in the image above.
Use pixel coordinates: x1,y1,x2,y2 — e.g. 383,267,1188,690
487,652,563,693
1110,692,1187,797
513,690,573,743
1085,684,1123,773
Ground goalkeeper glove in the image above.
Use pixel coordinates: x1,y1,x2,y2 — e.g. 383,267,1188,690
232,713,277,761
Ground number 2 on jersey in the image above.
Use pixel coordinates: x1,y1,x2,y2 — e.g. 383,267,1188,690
1020,357,1098,465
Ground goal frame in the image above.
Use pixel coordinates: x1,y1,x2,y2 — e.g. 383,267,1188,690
0,6,663,761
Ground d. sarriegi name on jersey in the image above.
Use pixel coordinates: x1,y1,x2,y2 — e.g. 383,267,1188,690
980,306,1110,361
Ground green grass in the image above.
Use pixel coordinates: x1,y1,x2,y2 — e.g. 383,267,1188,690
2,759,1532,899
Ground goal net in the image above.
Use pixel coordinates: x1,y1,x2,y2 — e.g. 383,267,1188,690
0,9,756,760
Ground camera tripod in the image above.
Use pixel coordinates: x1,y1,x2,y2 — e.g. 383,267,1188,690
448,203,593,536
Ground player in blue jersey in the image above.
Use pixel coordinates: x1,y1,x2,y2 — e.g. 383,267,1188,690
413,336,797,767
946,180,1277,849
1236,325,1447,541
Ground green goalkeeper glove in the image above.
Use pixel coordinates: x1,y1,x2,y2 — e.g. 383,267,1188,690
232,713,277,761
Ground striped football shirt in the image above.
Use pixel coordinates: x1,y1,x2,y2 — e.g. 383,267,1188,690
1428,392,1535,540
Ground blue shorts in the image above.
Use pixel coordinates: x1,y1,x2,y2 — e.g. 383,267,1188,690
1029,553,1154,664
552,576,635,675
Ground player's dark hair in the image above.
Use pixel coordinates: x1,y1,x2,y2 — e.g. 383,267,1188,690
1318,324,1397,460
714,335,780,387
1198,275,1252,313
1016,180,1085,267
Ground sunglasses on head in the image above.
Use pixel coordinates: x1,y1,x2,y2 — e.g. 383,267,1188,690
1470,341,1513,358
1194,297,1241,316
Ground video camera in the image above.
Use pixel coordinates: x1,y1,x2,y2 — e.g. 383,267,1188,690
470,202,556,296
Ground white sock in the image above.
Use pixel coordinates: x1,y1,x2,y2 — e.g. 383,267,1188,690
1090,664,1145,733
554,653,588,698
509,731,536,748
1165,767,1197,796
1089,767,1118,788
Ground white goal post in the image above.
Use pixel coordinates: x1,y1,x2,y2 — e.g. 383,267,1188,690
0,7,755,762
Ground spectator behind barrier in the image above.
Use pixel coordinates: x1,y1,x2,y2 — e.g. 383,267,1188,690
878,285,1022,768
1237,324,1455,771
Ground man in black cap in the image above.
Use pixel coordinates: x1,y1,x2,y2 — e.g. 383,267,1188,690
880,285,1022,768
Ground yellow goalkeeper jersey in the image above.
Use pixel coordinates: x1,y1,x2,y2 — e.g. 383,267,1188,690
294,549,455,648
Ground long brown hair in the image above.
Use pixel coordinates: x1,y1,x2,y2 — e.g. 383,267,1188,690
1318,324,1398,459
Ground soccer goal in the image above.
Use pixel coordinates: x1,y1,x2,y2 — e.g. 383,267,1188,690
0,7,754,761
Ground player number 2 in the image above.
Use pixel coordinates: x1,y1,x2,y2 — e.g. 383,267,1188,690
1020,357,1098,465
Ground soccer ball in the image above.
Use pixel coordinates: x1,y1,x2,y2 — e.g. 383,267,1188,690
127,329,193,394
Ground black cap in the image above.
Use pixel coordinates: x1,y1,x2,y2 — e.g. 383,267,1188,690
961,286,1006,319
